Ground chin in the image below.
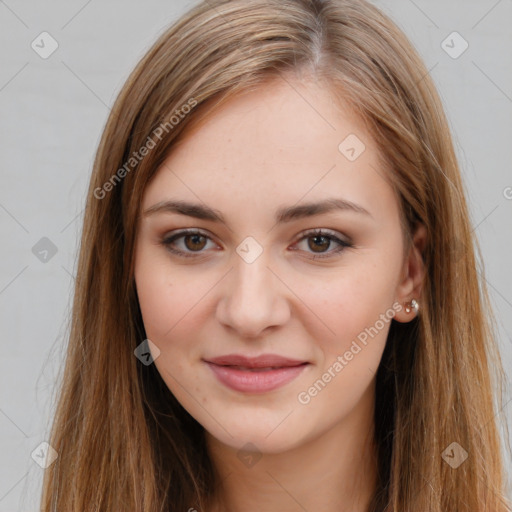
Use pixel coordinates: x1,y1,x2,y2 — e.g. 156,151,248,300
204,422,306,455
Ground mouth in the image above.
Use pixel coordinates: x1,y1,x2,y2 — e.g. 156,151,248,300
217,365,305,372
203,360,310,393
204,353,309,368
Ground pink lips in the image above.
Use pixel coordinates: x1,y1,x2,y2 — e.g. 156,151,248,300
203,354,310,393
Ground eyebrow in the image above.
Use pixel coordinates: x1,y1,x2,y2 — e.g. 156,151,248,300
143,197,373,224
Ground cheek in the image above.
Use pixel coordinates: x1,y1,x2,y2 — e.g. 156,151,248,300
134,261,207,395
294,263,398,411
135,265,172,338
135,271,197,343
135,245,179,340
292,270,394,420
134,247,216,350
295,262,397,348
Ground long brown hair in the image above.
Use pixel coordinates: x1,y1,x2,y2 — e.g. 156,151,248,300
40,0,511,510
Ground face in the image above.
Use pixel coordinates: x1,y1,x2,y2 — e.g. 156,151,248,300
134,75,420,454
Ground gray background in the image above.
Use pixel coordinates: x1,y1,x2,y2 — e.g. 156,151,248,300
0,0,511,510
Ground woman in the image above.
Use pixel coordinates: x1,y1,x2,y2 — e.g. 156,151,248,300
40,0,511,510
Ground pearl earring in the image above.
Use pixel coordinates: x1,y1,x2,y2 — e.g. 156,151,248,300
404,298,419,315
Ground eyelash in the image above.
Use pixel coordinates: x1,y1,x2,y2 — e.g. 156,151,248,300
161,228,353,260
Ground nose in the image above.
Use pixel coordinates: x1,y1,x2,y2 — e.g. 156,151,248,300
215,249,291,339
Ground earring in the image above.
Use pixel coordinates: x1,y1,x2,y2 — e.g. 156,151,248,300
404,298,419,315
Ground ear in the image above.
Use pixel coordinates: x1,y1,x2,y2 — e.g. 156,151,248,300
393,222,427,323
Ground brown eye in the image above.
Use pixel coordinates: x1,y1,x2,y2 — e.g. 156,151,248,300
161,228,353,260
183,233,207,251
307,234,331,253
161,229,216,258
293,229,353,260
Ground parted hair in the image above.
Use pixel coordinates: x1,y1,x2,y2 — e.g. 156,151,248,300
40,0,511,510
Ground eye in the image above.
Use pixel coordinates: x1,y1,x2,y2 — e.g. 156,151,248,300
291,228,353,260
161,229,217,258
160,228,353,259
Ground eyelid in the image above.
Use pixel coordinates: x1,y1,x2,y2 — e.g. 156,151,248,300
293,227,350,244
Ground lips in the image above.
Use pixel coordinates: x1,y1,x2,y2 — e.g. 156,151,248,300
204,353,308,368
203,354,310,393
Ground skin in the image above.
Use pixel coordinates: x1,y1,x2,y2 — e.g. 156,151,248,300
134,73,426,512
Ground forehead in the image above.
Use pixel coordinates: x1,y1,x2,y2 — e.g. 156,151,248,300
168,76,373,167
141,76,397,227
